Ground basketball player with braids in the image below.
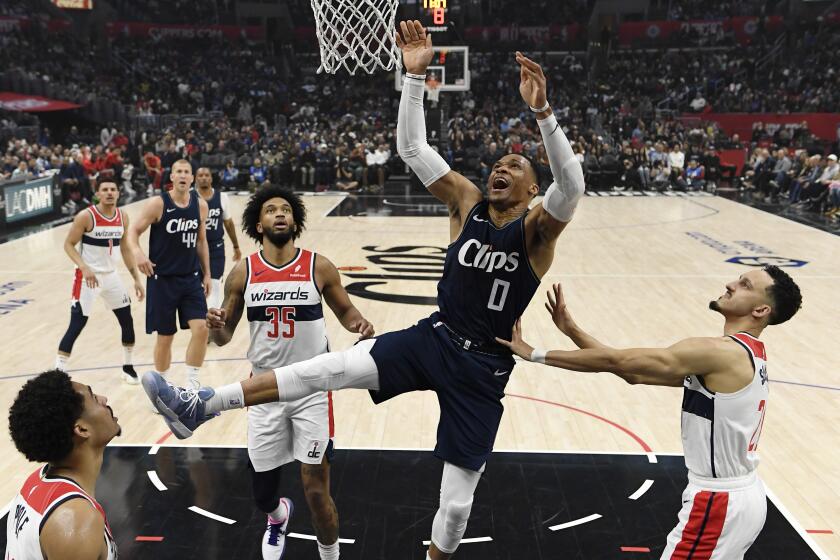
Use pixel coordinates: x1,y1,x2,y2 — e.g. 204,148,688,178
206,185,374,560
6,370,120,559
497,267,802,559
144,21,585,559
55,175,144,383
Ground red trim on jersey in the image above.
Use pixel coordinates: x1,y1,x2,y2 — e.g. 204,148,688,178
248,249,312,284
71,268,83,300
20,467,111,535
732,333,766,361
327,391,335,438
89,205,122,227
670,491,729,560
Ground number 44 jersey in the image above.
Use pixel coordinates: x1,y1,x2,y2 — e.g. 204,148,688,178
437,200,541,344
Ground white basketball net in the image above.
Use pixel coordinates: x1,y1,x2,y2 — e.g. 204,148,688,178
310,0,401,75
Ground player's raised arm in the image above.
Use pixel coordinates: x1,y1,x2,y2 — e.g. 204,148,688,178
518,52,585,244
395,20,482,224
125,195,164,276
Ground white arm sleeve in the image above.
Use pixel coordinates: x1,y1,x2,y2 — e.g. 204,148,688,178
397,74,451,187
538,113,585,223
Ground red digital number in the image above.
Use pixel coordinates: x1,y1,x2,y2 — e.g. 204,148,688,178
433,7,445,25
266,307,295,339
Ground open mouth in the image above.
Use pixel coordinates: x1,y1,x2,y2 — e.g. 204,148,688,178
491,175,511,191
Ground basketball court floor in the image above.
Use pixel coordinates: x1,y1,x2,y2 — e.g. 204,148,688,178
0,191,837,559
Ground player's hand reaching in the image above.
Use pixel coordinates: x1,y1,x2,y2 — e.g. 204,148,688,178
495,318,535,361
135,250,155,277
353,317,375,340
134,279,145,302
207,307,227,329
80,265,99,289
395,20,434,76
515,52,548,111
545,283,576,336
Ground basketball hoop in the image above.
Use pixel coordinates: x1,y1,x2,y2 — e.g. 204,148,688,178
310,0,401,75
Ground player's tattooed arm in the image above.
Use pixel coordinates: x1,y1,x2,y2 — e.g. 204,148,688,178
316,254,375,339
207,259,246,345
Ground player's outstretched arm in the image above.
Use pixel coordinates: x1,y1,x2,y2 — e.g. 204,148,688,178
119,212,145,302
64,210,98,289
125,196,164,276
518,53,584,247
41,499,108,560
316,254,375,339
497,320,727,387
395,20,482,225
207,258,246,345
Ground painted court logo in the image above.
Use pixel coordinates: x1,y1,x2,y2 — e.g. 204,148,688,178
725,256,808,268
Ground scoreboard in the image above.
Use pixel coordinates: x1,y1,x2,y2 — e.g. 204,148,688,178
423,0,448,25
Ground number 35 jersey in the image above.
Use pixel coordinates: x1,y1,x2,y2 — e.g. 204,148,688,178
245,249,329,371
437,200,541,343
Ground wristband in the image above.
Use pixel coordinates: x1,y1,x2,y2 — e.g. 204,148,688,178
529,102,550,113
530,348,547,363
406,72,427,81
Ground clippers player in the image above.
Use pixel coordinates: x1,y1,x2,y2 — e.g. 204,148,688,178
7,370,120,560
205,185,374,560
55,176,144,383
143,21,585,559
195,167,241,310
497,268,802,559
125,159,210,388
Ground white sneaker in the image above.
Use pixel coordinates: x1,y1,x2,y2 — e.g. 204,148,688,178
262,498,293,560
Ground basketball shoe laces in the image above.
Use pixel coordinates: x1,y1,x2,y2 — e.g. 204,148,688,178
266,521,284,545
175,384,205,418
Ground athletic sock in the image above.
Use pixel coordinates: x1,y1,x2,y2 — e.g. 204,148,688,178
55,355,68,372
186,365,200,388
205,382,245,414
123,345,133,366
267,500,289,525
317,540,339,560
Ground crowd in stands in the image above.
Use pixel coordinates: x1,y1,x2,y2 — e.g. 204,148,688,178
108,0,235,24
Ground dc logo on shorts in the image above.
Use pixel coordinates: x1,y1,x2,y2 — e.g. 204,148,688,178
725,256,808,268
307,441,322,459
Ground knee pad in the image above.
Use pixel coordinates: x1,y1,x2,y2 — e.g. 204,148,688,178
58,303,89,354
113,305,135,345
431,498,473,554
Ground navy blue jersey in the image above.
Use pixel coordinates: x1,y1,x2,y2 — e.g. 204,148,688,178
437,200,541,343
149,189,201,276
203,188,224,244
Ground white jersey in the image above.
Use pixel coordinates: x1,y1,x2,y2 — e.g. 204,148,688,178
78,206,124,274
5,466,118,560
244,249,329,370
681,332,769,479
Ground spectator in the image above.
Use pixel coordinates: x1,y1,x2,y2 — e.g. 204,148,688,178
220,161,240,191
248,157,269,191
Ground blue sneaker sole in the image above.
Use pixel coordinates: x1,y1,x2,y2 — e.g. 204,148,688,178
140,372,194,439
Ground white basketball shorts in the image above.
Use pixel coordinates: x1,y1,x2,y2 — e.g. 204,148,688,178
661,472,766,560
71,269,131,316
247,390,333,472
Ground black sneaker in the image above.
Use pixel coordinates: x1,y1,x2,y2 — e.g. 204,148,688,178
122,365,139,385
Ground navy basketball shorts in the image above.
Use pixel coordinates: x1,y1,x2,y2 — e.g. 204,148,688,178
209,241,225,280
369,312,515,472
145,272,208,335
